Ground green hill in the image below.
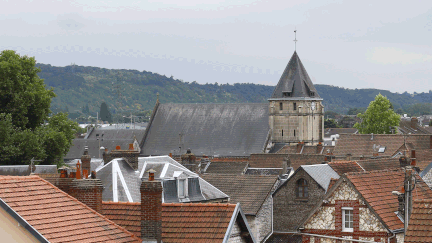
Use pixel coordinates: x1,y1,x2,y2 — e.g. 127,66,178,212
35,63,431,117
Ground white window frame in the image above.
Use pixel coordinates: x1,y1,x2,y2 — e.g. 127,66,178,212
342,207,354,232
177,178,188,198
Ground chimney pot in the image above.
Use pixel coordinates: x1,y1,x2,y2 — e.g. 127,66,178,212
76,162,82,179
129,143,134,150
116,145,121,150
148,169,156,181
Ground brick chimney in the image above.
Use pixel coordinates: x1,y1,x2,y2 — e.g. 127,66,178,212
141,170,163,243
81,146,91,178
316,142,323,154
107,145,140,170
181,149,196,164
411,117,418,129
70,179,103,213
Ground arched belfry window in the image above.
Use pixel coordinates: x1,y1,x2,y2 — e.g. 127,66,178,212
296,179,308,198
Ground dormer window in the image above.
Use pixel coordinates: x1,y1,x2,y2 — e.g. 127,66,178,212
174,171,188,198
283,92,291,97
310,92,315,97
178,179,186,198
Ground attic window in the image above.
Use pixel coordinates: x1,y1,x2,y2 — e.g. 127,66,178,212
178,179,188,198
310,92,315,96
378,147,386,153
296,179,308,198
283,92,291,97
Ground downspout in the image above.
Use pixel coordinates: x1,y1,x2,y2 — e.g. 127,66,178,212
388,232,396,243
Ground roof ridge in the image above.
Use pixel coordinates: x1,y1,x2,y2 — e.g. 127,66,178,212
346,168,404,176
102,201,140,205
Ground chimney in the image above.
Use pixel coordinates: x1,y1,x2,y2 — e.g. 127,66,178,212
181,149,196,164
317,142,323,154
411,149,416,166
141,171,163,243
129,143,134,150
296,142,303,153
108,146,140,171
81,146,91,178
411,117,418,129
70,178,103,213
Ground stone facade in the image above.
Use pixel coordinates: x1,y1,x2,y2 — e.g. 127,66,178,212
228,221,247,243
302,181,397,243
273,168,326,231
269,100,324,145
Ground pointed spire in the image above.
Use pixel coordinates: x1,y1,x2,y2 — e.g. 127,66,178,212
269,51,321,100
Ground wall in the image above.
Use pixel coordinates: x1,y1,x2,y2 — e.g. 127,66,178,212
246,183,275,242
269,100,324,145
228,221,247,243
303,181,393,242
273,169,326,231
0,207,40,243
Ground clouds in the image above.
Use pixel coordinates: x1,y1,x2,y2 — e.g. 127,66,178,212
0,0,431,93
367,47,432,65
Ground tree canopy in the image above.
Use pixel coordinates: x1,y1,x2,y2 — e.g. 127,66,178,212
0,50,78,165
354,93,400,134
99,102,113,123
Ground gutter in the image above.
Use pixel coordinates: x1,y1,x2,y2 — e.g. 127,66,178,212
0,197,49,243
273,231,380,243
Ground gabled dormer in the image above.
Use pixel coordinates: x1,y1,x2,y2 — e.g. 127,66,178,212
173,171,189,199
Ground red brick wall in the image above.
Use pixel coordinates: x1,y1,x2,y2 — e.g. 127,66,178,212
70,179,103,213
141,180,162,243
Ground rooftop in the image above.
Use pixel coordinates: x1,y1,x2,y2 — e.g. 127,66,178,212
0,175,140,243
405,199,432,243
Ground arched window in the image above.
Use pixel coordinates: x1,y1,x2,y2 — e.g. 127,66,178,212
296,179,308,198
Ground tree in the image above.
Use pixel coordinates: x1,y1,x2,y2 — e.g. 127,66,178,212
0,50,79,165
324,119,339,128
99,102,113,123
347,107,366,115
354,94,400,134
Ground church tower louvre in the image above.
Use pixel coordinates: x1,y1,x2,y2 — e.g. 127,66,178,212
268,51,324,145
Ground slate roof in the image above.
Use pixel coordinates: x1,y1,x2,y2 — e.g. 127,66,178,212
301,164,340,193
65,128,145,160
405,199,432,242
328,158,401,175
276,144,334,155
333,134,432,158
200,174,278,215
346,169,432,231
249,153,325,170
203,161,249,174
96,156,228,203
270,51,321,100
324,128,358,138
0,165,57,176
141,103,270,157
65,158,104,172
0,175,140,243
102,202,255,243
245,167,284,175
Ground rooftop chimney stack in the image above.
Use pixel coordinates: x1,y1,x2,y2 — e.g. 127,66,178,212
316,142,323,154
411,117,418,129
141,171,163,243
81,146,91,178
70,179,103,213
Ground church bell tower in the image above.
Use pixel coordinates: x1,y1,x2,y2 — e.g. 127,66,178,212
268,51,324,145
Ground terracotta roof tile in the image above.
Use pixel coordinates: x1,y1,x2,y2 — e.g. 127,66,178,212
333,134,431,158
101,202,237,242
249,153,325,170
405,199,432,242
0,176,140,243
346,169,432,231
329,158,401,175
201,174,277,215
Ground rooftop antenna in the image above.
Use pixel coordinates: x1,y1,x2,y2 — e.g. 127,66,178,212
294,28,298,51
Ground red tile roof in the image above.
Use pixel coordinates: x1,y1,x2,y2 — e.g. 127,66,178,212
0,176,140,243
333,134,431,158
346,169,432,231
414,149,432,170
102,202,238,243
328,158,401,175
249,153,325,170
405,199,432,243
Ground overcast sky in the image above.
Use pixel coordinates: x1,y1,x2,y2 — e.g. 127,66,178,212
1,0,431,93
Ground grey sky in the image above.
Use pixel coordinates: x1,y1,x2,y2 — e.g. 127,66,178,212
1,0,431,93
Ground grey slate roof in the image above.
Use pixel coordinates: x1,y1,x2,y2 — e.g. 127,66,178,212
270,51,321,100
141,103,270,157
0,165,57,176
204,162,249,174
64,158,104,172
96,156,229,203
64,128,145,160
301,164,340,192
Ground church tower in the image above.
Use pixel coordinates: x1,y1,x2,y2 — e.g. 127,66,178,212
268,51,324,145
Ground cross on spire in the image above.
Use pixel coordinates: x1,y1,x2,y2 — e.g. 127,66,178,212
294,28,298,51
